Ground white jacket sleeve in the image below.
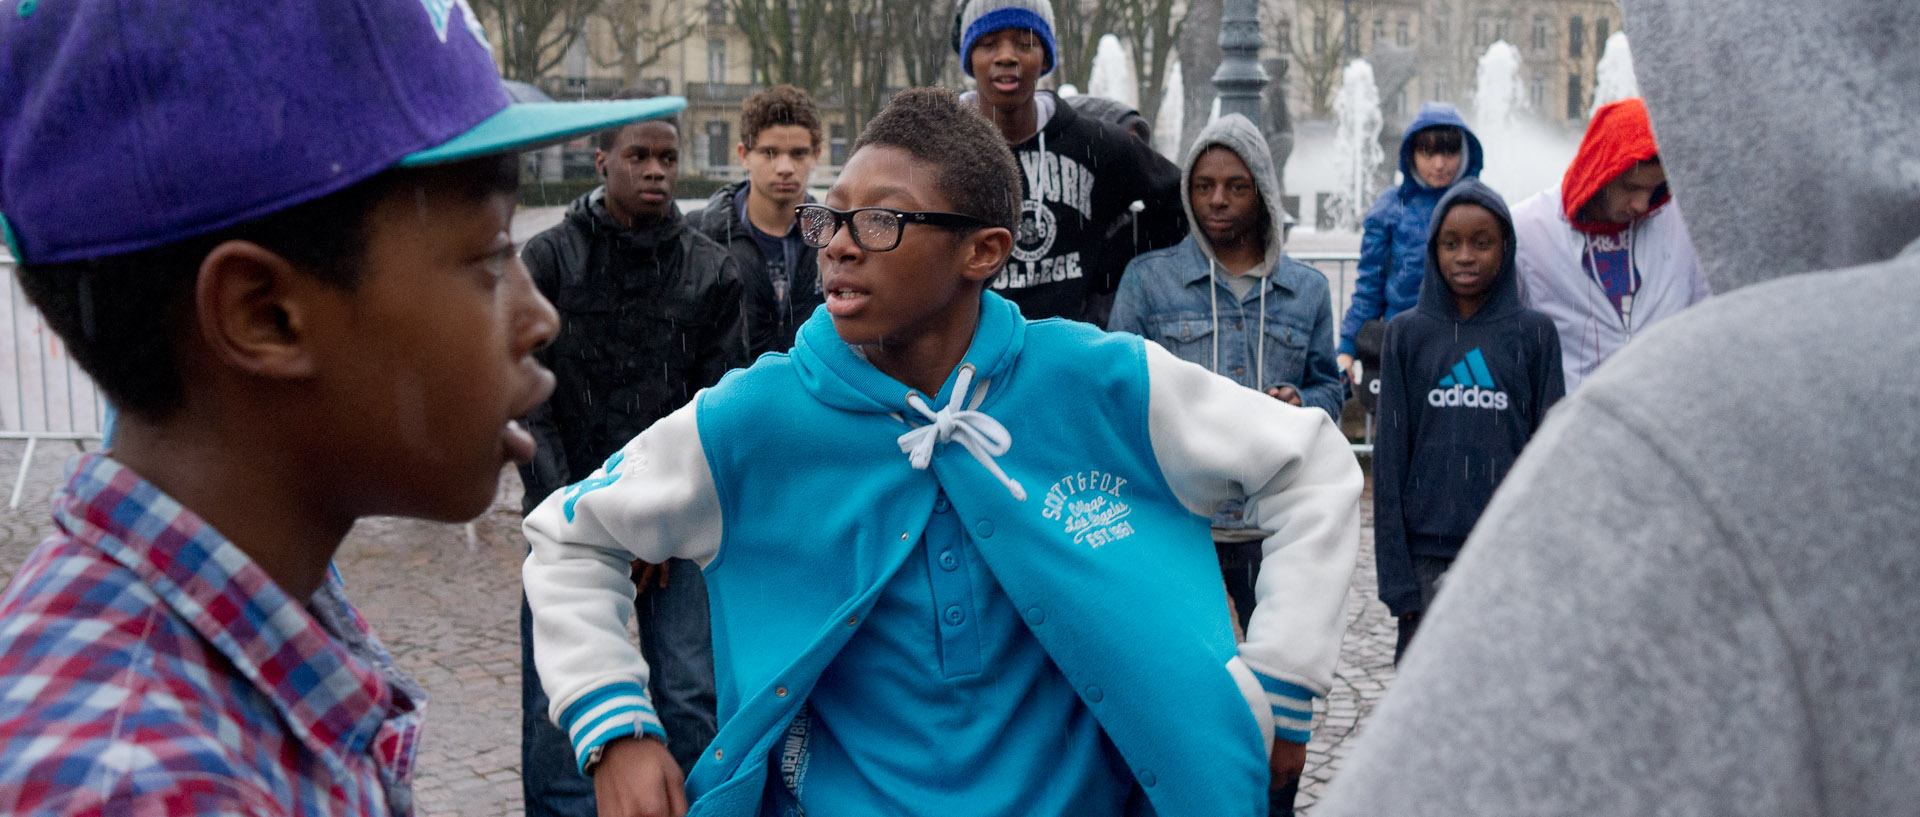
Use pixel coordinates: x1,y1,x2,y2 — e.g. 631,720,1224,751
521,398,722,771
1142,341,1363,743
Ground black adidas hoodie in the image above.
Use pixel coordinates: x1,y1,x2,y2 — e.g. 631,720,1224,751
1374,180,1565,616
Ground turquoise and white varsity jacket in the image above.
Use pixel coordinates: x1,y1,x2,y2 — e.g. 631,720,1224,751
523,292,1361,816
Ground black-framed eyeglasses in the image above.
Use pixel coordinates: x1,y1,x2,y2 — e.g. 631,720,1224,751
795,204,993,252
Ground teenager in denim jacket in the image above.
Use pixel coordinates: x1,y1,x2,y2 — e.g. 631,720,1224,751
1109,112,1345,816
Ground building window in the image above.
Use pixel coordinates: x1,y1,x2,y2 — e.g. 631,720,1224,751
1568,72,1583,119
1432,80,1448,103
1396,19,1410,47
1569,16,1585,58
1313,15,1328,55
1372,18,1385,49
1475,16,1503,48
707,38,726,84
1278,18,1292,49
1530,74,1546,110
706,0,725,25
705,120,730,168
1432,10,1448,43
1532,16,1549,51
829,123,848,165
1596,17,1610,50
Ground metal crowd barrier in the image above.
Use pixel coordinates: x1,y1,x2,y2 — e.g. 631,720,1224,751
0,248,1371,516
0,253,107,509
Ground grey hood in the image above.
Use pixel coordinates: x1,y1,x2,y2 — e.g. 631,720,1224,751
1181,113,1287,269
1622,0,1920,292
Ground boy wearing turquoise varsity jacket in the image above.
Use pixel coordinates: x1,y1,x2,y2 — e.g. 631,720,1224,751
523,88,1361,817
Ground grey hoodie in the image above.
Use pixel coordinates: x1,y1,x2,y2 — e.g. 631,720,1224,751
1315,1,1920,816
1180,113,1287,279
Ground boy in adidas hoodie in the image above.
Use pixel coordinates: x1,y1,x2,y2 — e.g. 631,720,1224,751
523,88,1360,817
1373,180,1563,660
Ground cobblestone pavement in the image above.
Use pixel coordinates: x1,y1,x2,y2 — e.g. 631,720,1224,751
0,440,1390,816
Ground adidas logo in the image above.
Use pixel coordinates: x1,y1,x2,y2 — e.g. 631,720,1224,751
1428,348,1510,410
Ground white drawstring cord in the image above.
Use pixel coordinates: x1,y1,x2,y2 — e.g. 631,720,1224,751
896,364,1028,501
1209,258,1220,373
1209,258,1271,390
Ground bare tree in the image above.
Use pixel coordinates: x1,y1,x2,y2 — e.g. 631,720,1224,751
1267,0,1376,118
889,1,957,88
590,0,701,85
472,0,602,82
1112,0,1187,132
1178,0,1223,154
728,0,831,89
1050,0,1120,92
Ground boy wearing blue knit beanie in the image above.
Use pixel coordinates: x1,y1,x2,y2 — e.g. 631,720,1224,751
956,0,1188,327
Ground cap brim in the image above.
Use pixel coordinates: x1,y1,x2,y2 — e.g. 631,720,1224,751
399,96,686,167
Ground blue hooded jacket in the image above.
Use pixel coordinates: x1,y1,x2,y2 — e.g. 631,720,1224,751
1337,102,1484,357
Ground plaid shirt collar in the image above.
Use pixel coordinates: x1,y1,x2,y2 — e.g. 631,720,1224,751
51,453,425,785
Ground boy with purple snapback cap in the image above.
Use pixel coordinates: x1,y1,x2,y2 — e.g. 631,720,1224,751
0,1,681,813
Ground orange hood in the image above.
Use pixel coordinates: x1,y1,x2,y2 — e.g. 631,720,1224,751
1561,98,1670,234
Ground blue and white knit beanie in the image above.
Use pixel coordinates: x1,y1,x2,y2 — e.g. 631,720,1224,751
957,0,1058,77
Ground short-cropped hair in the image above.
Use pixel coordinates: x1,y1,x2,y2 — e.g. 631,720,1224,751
851,87,1021,233
15,154,519,422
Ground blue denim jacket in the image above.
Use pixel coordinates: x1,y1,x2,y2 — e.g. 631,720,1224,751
1112,235,1345,422
1112,237,1345,533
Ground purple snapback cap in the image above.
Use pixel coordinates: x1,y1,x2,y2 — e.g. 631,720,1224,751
0,0,684,265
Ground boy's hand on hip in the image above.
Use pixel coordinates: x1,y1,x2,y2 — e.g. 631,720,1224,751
630,559,671,595
1269,738,1307,791
594,736,688,817
1265,385,1303,406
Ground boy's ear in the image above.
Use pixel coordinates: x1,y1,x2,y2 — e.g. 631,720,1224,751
736,141,751,163
193,240,322,380
959,227,1015,285
593,149,609,178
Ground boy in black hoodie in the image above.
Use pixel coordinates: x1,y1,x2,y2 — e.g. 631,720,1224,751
956,0,1186,325
1373,180,1564,660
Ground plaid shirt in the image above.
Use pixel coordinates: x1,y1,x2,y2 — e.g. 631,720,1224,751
0,454,425,815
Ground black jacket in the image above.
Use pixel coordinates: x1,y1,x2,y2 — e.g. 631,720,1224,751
995,92,1185,325
517,188,749,512
691,179,822,355
1373,180,1565,615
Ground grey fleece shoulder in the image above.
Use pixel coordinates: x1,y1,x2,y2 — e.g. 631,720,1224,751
1317,254,1920,817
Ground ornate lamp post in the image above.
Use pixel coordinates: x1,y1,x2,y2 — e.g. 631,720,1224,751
1211,0,1268,122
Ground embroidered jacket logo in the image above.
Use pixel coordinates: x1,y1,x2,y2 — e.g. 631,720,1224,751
1428,348,1510,410
1040,471,1135,548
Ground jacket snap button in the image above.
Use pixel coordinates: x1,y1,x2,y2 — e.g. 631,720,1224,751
943,605,965,625
1084,685,1103,702
715,749,724,761
938,551,958,571
846,616,859,626
974,519,994,537
1138,769,1155,787
1025,607,1045,625
934,495,951,512
775,686,788,698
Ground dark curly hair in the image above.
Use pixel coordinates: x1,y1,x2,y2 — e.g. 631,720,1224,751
851,87,1021,233
740,85,823,149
